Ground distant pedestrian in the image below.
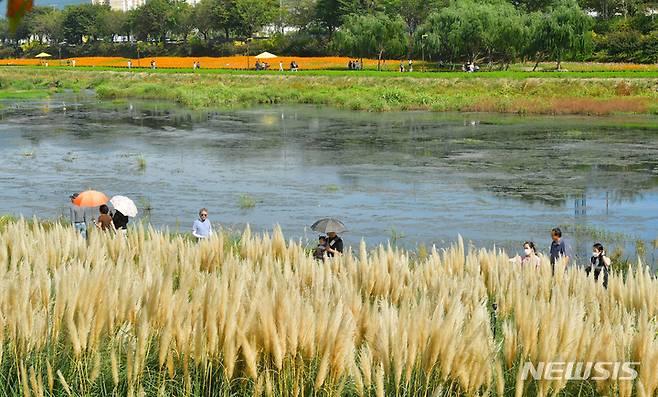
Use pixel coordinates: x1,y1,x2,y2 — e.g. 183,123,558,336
71,59,76,67
549,227,570,274
127,60,132,69
586,243,611,288
408,59,413,72
192,208,212,240
69,193,88,239
399,61,405,72
279,61,284,71
150,60,156,70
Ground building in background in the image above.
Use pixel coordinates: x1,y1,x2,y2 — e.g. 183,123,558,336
92,0,199,11
92,0,144,11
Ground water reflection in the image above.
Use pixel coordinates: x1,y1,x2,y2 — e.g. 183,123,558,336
0,93,657,266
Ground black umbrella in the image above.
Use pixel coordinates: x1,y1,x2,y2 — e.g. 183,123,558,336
311,218,347,234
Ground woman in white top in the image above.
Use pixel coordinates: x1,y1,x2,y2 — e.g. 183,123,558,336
192,208,213,240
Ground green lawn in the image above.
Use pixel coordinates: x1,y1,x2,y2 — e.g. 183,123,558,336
5,64,658,79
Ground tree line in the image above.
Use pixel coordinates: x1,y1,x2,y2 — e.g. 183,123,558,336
1,0,656,65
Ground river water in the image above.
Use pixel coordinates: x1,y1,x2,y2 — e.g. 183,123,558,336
1,92,657,264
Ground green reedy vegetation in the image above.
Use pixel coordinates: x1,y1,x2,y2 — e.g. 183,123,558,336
1,67,657,115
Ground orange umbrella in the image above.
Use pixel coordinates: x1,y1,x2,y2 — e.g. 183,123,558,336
72,190,109,207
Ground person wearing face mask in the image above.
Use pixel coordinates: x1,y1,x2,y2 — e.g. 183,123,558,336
511,241,541,268
586,243,611,288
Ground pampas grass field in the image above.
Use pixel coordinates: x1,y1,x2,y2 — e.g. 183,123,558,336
1,219,657,396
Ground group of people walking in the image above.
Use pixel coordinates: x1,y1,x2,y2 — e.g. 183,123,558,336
256,60,299,71
399,59,413,72
347,60,362,70
189,208,345,259
71,200,611,285
512,227,611,288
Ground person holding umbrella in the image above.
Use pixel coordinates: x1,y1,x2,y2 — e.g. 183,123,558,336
112,210,129,232
326,232,343,257
69,193,89,239
311,218,345,257
70,190,109,239
109,195,138,234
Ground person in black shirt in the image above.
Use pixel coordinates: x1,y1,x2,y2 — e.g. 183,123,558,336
586,243,611,289
112,210,129,231
325,232,343,257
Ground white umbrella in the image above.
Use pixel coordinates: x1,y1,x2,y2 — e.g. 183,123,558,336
110,195,138,217
35,52,52,58
255,52,277,59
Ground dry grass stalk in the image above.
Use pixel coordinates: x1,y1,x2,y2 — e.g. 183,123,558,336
0,219,656,395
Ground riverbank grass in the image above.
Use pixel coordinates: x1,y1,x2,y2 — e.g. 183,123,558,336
1,67,657,115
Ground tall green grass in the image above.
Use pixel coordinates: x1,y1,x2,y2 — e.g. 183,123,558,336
1,67,657,114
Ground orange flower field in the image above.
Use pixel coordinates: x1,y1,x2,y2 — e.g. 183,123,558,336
0,56,407,70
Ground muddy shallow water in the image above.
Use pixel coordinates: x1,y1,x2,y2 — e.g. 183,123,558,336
1,92,657,264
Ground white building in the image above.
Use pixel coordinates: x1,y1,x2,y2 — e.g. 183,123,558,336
93,0,198,11
92,0,143,11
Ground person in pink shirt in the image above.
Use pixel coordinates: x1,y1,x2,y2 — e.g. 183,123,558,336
511,241,541,268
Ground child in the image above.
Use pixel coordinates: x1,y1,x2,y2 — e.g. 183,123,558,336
314,235,327,260
95,204,115,232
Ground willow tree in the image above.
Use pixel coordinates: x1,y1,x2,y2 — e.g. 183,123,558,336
526,0,592,70
335,12,406,70
415,1,526,68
